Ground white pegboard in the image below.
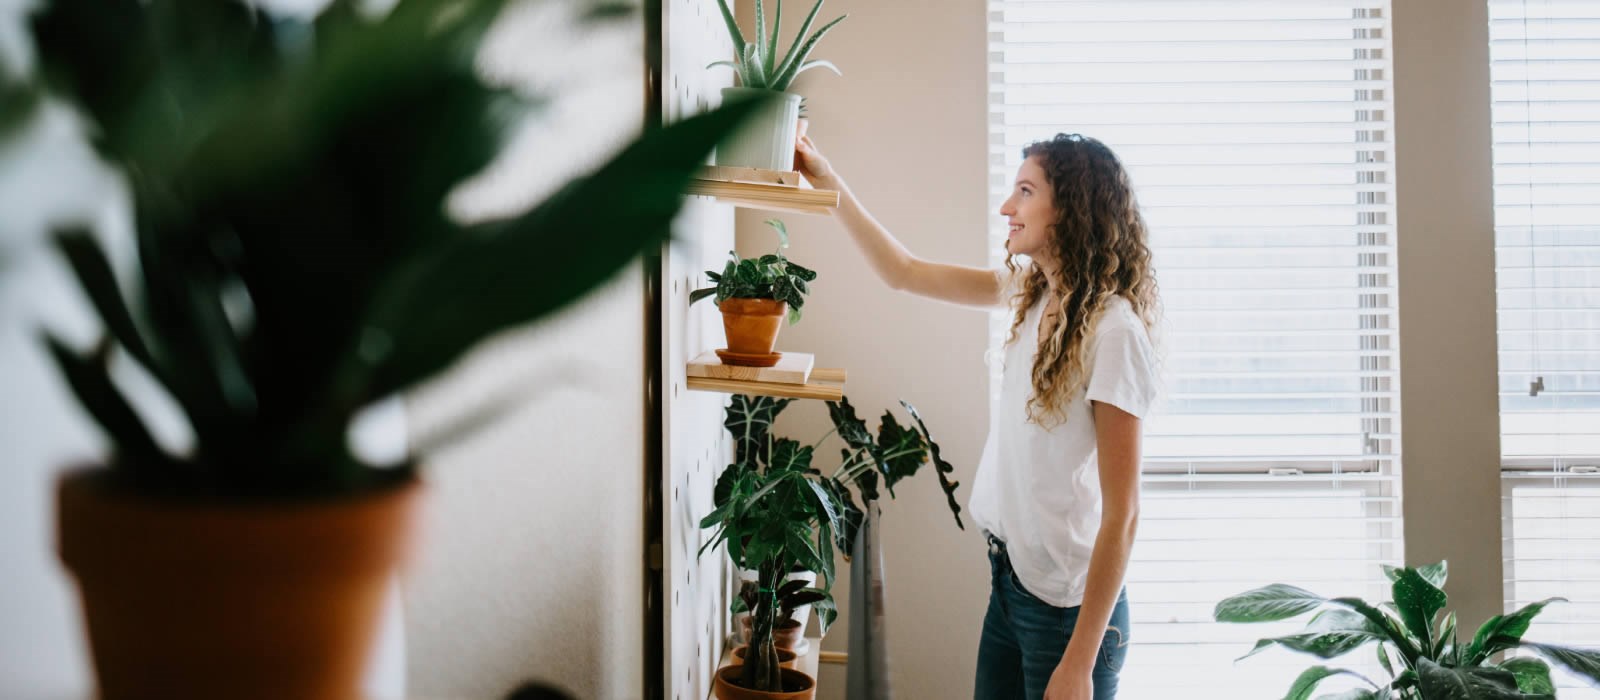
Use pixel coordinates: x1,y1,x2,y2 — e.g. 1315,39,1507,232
661,2,737,700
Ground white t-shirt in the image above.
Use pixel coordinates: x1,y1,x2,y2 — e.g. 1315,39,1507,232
968,267,1160,608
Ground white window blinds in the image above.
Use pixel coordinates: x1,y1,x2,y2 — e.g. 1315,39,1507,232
985,2,1401,696
1492,1,1600,696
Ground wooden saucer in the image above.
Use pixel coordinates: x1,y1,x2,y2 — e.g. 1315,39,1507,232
716,348,783,368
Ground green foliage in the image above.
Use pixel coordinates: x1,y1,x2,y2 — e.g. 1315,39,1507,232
1216,561,1600,699
20,0,760,500
690,219,816,325
709,0,845,92
697,394,962,691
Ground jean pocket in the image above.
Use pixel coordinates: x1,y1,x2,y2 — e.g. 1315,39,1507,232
1098,624,1129,674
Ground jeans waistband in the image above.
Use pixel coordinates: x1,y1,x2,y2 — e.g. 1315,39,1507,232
984,530,1006,554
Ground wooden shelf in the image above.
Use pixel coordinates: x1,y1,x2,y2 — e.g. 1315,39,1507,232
687,166,840,215
685,350,846,401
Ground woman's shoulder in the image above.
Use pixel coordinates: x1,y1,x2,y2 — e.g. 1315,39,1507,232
1094,296,1152,342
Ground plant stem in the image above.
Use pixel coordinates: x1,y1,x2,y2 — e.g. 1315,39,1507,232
809,426,837,450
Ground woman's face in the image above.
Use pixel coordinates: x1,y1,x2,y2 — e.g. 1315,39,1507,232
999,157,1056,262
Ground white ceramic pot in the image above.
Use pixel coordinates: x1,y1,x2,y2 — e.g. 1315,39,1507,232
716,87,803,172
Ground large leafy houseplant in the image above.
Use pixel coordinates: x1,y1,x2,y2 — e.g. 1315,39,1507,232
1215,561,1600,699
11,0,759,696
23,0,757,498
698,394,963,694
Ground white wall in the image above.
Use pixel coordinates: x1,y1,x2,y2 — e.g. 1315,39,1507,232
398,1,651,698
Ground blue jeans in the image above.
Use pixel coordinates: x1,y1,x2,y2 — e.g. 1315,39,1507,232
974,532,1130,700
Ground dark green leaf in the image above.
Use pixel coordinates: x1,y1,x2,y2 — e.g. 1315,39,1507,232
813,595,837,636
786,260,817,282
1239,631,1375,662
1520,642,1600,687
1465,599,1566,665
1315,690,1378,700
582,1,635,21
1215,584,1326,623
769,438,814,474
1283,667,1370,700
874,410,926,495
1436,611,1457,660
690,287,719,305
1392,567,1448,652
53,230,157,373
1329,597,1423,667
827,396,874,450
901,400,964,529
43,334,172,479
725,394,793,466
1496,657,1555,695
364,97,764,400
1416,657,1544,699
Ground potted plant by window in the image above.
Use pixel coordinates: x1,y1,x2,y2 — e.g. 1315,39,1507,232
710,0,845,171
1216,561,1600,699
14,1,758,698
691,219,815,368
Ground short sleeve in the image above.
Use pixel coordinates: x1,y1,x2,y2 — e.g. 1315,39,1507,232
1084,322,1159,418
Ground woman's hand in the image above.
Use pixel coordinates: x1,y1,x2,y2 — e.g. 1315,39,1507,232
1043,662,1093,700
794,134,837,186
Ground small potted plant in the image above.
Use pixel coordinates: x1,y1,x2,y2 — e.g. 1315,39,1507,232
12,1,757,698
710,0,846,171
1216,561,1600,698
736,577,824,652
691,219,816,368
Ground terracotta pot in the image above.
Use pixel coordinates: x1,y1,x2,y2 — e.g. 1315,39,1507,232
712,664,816,700
741,616,806,650
732,644,798,669
56,469,424,700
719,297,787,359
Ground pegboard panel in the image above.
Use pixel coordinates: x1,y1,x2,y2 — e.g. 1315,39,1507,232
661,2,737,700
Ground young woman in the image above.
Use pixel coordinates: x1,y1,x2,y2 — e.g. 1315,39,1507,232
793,132,1160,700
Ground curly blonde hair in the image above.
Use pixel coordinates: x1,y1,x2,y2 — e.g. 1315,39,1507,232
1004,134,1160,427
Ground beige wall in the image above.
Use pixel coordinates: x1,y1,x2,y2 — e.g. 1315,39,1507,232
1391,0,1504,628
401,3,649,698
734,1,993,698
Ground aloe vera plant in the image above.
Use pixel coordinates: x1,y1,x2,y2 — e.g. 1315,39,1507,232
18,0,760,500
710,0,846,92
1215,561,1600,699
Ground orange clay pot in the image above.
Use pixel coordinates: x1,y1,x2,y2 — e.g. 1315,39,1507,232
712,664,816,700
56,469,423,700
732,644,798,669
740,616,805,651
719,298,788,360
